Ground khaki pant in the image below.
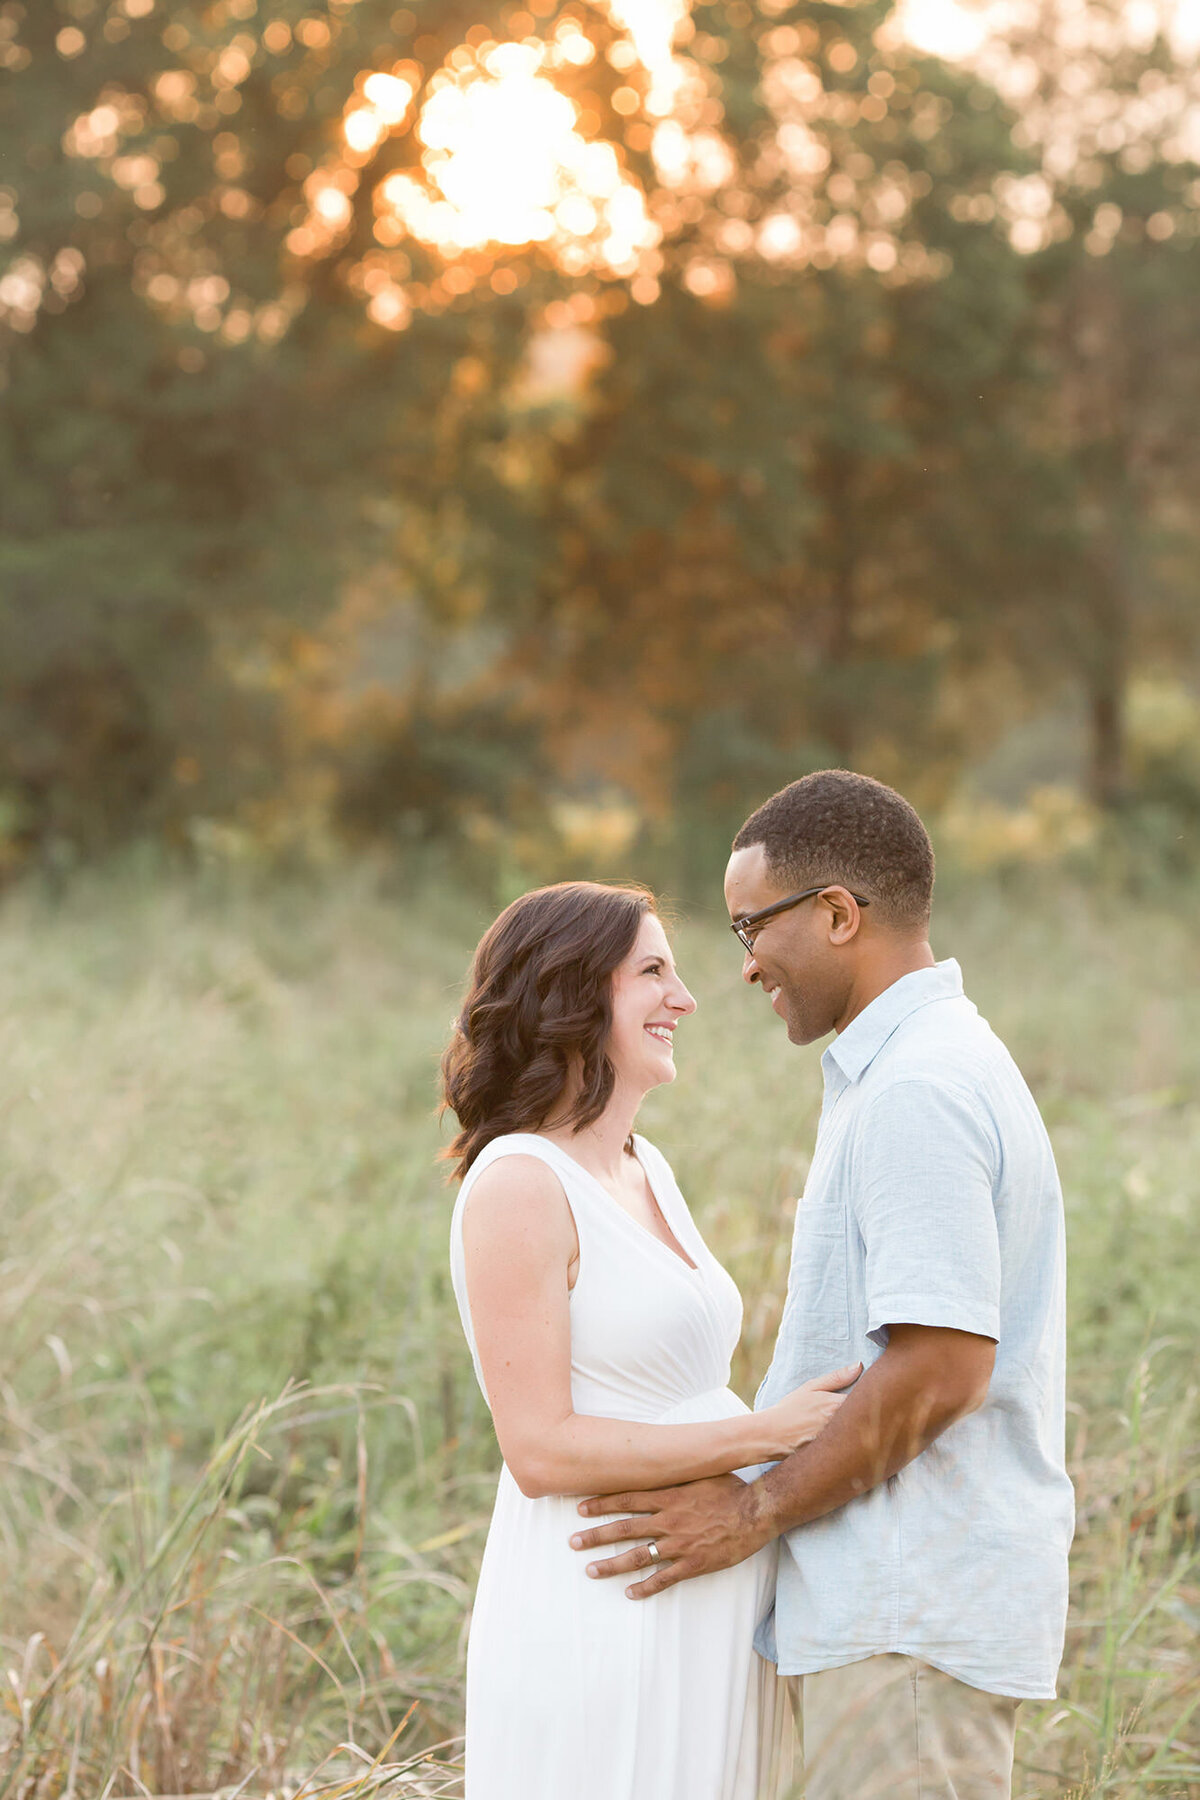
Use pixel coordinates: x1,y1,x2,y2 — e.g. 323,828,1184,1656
782,1655,1020,1800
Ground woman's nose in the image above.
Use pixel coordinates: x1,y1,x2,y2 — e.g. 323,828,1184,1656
672,982,697,1015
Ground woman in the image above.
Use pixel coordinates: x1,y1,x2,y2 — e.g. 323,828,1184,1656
442,882,858,1800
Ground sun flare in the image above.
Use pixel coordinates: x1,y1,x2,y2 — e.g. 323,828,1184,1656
311,0,1200,328
367,33,661,279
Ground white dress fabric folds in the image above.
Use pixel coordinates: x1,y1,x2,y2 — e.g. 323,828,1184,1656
449,1132,791,1800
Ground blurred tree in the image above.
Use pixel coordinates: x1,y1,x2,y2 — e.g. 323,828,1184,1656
0,0,536,857
973,0,1200,807
505,20,1040,830
1,0,1198,870
1031,176,1200,810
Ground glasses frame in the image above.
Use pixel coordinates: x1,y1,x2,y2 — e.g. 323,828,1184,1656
730,884,871,954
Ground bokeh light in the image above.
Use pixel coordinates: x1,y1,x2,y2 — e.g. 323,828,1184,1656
371,36,661,280
342,70,415,155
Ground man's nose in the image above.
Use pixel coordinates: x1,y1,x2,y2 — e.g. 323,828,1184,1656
741,949,761,986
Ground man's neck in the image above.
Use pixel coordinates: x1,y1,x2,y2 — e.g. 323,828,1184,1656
834,940,937,1035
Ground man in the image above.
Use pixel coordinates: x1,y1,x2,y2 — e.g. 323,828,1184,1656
571,770,1074,1799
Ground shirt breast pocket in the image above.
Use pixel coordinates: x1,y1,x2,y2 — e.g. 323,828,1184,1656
786,1194,851,1352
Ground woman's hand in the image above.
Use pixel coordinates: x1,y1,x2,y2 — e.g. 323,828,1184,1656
759,1363,862,1458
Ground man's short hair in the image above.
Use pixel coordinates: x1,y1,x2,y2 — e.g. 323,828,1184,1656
733,770,934,930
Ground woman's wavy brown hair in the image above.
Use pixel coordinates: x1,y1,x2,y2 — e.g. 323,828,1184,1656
440,881,655,1180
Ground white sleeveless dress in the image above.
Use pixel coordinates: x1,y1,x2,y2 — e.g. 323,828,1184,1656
448,1132,791,1800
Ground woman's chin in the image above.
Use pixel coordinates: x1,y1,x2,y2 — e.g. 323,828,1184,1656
640,1056,676,1090
612,1058,674,1099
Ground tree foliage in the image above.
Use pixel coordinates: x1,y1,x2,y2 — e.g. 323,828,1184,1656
1,0,1198,871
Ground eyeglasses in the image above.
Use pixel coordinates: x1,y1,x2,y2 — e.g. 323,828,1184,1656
730,884,872,954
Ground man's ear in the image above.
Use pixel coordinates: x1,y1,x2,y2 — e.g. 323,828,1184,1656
822,888,865,944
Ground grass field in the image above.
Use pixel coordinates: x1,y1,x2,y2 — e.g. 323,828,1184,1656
0,865,1196,1798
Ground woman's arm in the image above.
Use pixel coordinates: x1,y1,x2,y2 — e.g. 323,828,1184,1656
461,1156,855,1500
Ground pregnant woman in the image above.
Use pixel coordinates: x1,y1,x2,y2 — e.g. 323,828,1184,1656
441,881,857,1800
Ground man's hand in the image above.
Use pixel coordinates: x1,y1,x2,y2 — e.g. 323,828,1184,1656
568,1324,995,1600
568,1473,770,1598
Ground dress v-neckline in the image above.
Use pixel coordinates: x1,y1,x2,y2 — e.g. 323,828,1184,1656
533,1135,703,1275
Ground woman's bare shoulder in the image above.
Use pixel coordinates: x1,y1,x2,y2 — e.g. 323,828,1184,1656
461,1148,574,1238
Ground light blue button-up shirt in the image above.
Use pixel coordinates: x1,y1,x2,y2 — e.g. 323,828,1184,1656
755,959,1074,1699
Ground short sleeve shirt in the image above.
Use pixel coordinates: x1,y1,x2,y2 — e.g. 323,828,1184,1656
754,960,1075,1700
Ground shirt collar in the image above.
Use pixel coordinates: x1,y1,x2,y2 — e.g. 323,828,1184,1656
822,958,964,1085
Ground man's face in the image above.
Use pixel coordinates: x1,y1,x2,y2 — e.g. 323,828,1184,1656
723,843,850,1045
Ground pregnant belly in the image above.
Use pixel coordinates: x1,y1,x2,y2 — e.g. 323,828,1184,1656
654,1383,766,1483
474,1384,777,1641
465,1390,784,1799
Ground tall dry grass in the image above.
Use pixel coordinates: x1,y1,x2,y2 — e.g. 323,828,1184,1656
0,866,1195,1797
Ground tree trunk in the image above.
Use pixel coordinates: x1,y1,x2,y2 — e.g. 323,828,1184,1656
1083,533,1135,810
1087,677,1126,811
811,458,859,768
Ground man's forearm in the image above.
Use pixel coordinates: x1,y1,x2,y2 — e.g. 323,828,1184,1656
746,1327,993,1539
569,1326,995,1598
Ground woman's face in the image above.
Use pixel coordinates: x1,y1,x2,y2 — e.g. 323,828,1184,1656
606,913,697,1094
